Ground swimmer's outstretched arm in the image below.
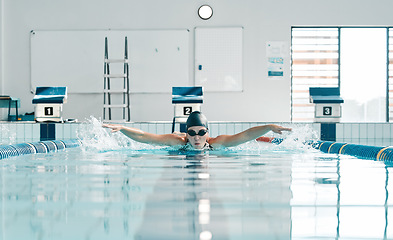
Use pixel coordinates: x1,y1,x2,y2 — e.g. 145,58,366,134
102,124,185,146
210,124,292,147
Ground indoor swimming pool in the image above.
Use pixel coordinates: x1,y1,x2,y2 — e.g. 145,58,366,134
1,136,392,240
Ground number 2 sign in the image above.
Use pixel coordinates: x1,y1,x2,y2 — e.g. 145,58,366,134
183,107,192,115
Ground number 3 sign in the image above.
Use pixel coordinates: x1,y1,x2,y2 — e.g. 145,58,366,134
323,106,332,116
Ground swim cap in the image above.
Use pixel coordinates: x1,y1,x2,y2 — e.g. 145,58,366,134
186,111,208,130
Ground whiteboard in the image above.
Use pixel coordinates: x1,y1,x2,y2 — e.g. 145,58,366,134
30,29,189,93
195,27,243,92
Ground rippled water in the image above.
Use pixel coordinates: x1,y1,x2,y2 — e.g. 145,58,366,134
1,144,392,240
1,118,392,239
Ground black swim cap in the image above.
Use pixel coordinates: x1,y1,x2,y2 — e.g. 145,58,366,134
186,111,208,130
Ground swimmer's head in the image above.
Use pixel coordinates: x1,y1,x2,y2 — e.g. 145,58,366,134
186,111,208,130
186,111,209,149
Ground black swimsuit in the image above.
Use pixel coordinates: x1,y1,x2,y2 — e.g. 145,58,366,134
179,142,213,151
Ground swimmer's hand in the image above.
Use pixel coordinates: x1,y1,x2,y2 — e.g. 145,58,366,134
270,124,292,134
102,124,123,133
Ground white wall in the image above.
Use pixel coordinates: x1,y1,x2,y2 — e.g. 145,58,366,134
0,0,3,95
2,0,393,122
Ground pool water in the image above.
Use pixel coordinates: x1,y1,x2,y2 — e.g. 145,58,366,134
1,141,392,240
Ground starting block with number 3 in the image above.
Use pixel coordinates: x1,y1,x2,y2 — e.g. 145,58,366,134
32,87,67,122
309,87,344,122
172,87,203,132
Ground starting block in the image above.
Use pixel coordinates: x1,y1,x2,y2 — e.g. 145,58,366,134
32,87,67,122
172,87,203,132
309,87,344,122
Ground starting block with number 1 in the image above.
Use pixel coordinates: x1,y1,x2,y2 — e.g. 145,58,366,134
32,87,67,122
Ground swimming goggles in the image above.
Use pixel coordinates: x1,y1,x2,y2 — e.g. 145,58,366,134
187,129,208,136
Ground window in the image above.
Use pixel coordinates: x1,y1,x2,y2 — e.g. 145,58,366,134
291,28,339,122
340,28,387,122
389,28,393,121
292,27,391,122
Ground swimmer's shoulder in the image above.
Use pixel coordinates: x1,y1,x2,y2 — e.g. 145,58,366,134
172,131,187,138
156,133,187,146
207,135,230,148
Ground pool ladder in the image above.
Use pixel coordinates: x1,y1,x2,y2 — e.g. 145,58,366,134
103,37,130,122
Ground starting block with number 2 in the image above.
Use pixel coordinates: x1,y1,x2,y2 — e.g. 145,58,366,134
172,87,203,132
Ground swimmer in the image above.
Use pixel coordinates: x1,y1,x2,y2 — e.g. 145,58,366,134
102,111,292,150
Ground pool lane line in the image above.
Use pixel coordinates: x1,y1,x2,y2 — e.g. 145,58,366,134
0,139,82,160
3,137,393,161
256,137,393,161
338,143,348,154
376,146,393,161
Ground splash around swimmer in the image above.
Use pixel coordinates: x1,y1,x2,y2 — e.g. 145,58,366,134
102,111,292,150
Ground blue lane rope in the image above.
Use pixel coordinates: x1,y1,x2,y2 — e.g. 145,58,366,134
2,137,393,161
0,139,82,160
259,137,393,161
313,140,393,161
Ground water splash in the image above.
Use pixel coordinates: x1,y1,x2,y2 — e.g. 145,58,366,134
276,124,320,151
231,124,320,154
0,124,16,145
76,116,134,152
76,118,320,155
76,116,161,152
